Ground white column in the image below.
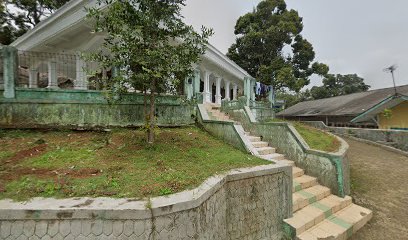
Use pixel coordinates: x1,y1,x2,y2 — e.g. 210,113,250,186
233,84,238,100
29,69,38,88
225,80,231,101
203,69,211,103
75,57,88,90
251,79,256,101
215,76,222,104
47,61,58,88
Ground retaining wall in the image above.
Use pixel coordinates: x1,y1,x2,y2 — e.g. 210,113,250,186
304,121,408,152
227,107,350,197
0,89,195,129
196,104,249,152
0,165,292,240
250,107,275,122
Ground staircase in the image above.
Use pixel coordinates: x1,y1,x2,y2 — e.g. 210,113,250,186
205,104,372,240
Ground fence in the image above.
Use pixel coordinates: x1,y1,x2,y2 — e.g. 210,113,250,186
16,50,107,90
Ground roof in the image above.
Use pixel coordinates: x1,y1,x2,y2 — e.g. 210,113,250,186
277,84,408,117
351,94,408,123
10,0,253,82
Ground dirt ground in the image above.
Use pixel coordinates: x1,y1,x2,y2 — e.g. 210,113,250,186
345,137,408,239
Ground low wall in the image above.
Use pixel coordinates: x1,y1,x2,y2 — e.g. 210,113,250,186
250,107,275,122
305,121,408,152
227,107,350,197
196,104,249,152
0,165,292,240
0,88,195,129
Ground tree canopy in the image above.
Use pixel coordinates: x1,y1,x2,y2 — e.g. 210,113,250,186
0,0,70,45
227,0,328,92
310,74,370,100
87,0,212,143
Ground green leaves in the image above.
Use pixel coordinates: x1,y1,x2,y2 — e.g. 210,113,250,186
0,0,70,44
311,74,370,100
227,0,325,92
86,0,212,95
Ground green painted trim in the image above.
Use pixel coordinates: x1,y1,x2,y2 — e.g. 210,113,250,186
351,95,406,123
311,202,332,218
297,190,317,204
293,181,302,192
328,216,353,238
332,156,345,197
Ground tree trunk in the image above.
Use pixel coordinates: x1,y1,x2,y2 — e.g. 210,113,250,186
147,79,156,143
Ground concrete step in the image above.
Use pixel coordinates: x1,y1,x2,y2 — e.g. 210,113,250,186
260,153,286,160
248,136,261,142
256,147,276,155
293,185,331,212
293,167,305,178
279,159,296,166
285,195,352,236
297,204,372,240
293,175,318,193
252,141,269,148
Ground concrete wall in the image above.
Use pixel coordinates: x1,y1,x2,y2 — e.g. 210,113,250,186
0,165,292,240
0,88,196,129
250,107,275,122
227,108,350,197
196,104,249,152
305,121,408,152
378,101,408,130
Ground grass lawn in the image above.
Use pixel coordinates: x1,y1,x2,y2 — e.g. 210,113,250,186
0,127,269,201
269,119,341,152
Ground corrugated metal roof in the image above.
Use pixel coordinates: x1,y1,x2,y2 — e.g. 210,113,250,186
277,84,408,117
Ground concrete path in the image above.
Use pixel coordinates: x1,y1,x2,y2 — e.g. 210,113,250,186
345,137,408,239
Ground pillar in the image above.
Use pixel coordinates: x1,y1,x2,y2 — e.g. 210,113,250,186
225,80,231,101
215,76,222,104
47,61,58,88
202,69,211,103
29,69,38,88
75,57,88,90
251,78,256,101
233,84,238,100
2,46,18,98
184,75,194,100
244,77,251,106
193,69,201,97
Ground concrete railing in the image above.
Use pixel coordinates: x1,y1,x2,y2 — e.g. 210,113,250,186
225,107,350,197
0,88,195,129
304,121,408,152
0,165,292,240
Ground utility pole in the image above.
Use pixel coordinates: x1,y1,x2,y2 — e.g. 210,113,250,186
383,65,398,95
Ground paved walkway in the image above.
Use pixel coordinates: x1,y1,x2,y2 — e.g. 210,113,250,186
345,137,408,239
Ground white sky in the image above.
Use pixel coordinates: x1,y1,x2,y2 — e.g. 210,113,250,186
182,0,408,90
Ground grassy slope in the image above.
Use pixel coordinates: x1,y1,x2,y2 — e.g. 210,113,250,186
269,119,341,152
0,127,269,201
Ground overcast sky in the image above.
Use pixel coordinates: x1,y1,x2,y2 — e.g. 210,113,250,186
182,0,408,90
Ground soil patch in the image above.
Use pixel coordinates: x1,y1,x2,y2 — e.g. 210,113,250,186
3,144,47,164
0,168,102,181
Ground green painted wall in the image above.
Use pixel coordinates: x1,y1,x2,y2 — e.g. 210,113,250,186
0,89,196,129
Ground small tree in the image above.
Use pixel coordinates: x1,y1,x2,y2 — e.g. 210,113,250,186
86,0,212,143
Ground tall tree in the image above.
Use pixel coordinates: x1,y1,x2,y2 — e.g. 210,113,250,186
0,0,70,44
227,0,328,92
87,0,212,143
310,74,370,99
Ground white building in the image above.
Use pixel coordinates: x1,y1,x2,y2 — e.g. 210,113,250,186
10,0,257,105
